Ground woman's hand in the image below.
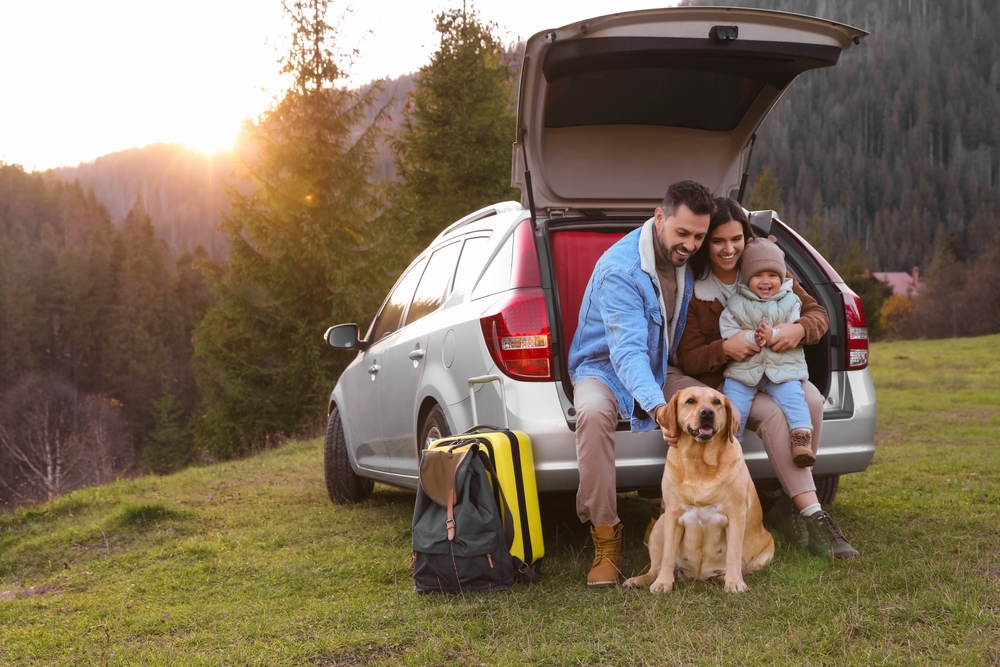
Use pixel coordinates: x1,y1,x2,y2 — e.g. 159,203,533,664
723,332,760,361
768,322,806,352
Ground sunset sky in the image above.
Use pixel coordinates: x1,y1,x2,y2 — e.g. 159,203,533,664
1,0,674,172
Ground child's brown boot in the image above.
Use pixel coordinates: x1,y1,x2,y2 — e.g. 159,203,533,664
791,429,815,467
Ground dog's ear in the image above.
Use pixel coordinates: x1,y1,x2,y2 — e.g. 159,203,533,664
720,394,740,444
660,390,681,438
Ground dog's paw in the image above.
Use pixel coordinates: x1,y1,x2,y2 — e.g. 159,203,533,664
649,579,674,594
622,577,642,589
723,578,749,594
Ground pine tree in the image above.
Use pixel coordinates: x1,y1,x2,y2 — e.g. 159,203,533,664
391,6,518,247
912,232,970,339
143,384,189,475
748,166,783,213
193,0,390,458
107,200,174,438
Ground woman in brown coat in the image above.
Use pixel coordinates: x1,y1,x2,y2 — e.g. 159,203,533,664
676,198,858,559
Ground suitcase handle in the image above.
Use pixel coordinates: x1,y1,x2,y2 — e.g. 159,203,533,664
468,375,508,430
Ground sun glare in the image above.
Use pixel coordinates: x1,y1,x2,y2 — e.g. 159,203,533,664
179,123,241,157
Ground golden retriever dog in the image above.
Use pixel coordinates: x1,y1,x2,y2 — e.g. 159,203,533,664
624,386,774,594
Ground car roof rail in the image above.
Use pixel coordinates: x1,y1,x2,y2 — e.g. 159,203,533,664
435,201,524,241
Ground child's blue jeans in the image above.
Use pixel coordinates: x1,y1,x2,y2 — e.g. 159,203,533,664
723,376,813,442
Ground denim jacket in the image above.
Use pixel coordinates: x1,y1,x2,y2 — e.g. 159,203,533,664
568,217,694,432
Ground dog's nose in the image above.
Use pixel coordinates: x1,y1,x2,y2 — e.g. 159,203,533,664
699,408,715,421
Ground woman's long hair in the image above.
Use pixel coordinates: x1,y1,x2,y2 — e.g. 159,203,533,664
688,197,755,280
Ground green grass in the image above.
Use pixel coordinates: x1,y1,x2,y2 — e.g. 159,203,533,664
2,335,1000,665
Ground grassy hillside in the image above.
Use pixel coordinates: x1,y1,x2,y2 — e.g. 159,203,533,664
2,336,999,665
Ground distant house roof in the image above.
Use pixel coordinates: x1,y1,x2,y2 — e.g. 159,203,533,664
872,267,920,297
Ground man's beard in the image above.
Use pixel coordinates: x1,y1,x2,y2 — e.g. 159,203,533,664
655,226,692,267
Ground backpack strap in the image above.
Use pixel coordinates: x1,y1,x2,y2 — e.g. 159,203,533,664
475,448,515,550
446,487,456,541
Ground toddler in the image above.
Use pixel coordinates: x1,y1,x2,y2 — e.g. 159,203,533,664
720,236,814,467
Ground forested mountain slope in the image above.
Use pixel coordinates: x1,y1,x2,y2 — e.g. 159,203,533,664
0,165,213,504
51,144,234,259
48,75,415,260
692,0,1000,270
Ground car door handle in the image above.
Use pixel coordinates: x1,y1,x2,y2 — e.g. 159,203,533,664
368,364,380,375
408,349,426,360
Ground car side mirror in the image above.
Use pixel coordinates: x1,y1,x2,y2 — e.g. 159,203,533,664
324,323,369,351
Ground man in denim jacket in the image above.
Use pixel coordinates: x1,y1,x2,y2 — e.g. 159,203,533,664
568,180,716,587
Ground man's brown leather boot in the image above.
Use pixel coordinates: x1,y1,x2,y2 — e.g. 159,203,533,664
588,523,623,587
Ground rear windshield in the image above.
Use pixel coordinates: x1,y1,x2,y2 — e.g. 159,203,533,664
540,37,840,132
544,68,766,132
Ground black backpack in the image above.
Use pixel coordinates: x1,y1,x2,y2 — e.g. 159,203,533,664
411,443,515,593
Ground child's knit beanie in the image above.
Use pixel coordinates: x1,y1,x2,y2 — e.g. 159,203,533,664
740,235,786,283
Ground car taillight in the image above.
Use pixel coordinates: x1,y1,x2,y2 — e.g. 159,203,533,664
844,291,869,370
511,218,540,287
481,288,552,381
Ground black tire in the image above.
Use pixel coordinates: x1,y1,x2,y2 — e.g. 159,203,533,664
814,475,840,507
419,404,451,452
324,407,373,504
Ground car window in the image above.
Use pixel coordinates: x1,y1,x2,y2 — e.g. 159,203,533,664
545,69,767,133
369,257,427,343
405,241,462,326
452,236,490,295
471,232,514,300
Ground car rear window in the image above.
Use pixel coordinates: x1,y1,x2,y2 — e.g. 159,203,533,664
540,37,841,132
452,236,490,294
471,232,514,301
544,68,766,132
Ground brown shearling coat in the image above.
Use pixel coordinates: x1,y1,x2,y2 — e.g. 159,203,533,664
677,276,829,390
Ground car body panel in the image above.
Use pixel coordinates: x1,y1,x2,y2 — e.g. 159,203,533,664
337,347,389,471
379,327,431,475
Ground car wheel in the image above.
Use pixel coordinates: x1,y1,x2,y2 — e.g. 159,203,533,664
419,404,451,451
814,475,840,506
324,407,373,504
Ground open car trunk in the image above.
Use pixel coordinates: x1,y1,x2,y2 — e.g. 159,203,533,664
543,216,836,416
512,7,867,215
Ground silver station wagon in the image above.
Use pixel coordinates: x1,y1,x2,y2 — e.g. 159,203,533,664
323,6,875,506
